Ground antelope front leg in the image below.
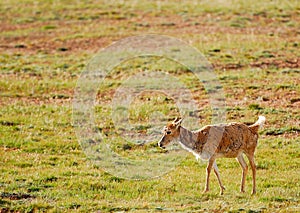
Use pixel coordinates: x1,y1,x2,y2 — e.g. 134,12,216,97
204,158,215,193
213,162,226,195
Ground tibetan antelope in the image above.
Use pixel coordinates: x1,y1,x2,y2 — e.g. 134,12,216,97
158,116,266,195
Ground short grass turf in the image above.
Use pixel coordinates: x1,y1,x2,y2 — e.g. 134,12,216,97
0,0,299,212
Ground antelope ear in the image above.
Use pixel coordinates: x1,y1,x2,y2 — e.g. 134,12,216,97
174,118,183,128
173,117,181,123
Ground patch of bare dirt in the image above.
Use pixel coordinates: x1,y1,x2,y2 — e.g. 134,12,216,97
251,58,300,69
0,192,35,200
0,89,74,107
1,11,299,55
213,57,300,71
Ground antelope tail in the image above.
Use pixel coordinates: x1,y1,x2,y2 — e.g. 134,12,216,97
249,116,266,133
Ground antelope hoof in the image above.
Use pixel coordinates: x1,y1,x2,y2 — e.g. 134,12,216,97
220,186,225,195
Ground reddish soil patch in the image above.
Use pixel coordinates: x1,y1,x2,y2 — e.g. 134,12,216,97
251,58,300,69
0,192,35,200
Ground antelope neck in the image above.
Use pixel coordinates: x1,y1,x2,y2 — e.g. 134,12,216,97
178,126,197,149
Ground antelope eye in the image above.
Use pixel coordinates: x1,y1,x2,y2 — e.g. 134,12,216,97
166,130,172,135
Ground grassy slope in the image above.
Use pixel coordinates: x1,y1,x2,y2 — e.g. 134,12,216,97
0,0,299,212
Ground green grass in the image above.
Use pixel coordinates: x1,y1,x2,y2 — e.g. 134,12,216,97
1,0,299,212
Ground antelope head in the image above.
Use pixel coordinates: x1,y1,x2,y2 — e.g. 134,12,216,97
158,117,182,149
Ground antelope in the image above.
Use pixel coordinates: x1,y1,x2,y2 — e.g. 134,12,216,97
158,116,266,195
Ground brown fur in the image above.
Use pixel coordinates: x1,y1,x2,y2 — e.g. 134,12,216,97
158,116,265,195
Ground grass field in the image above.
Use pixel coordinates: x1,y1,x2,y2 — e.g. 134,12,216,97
1,0,299,212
